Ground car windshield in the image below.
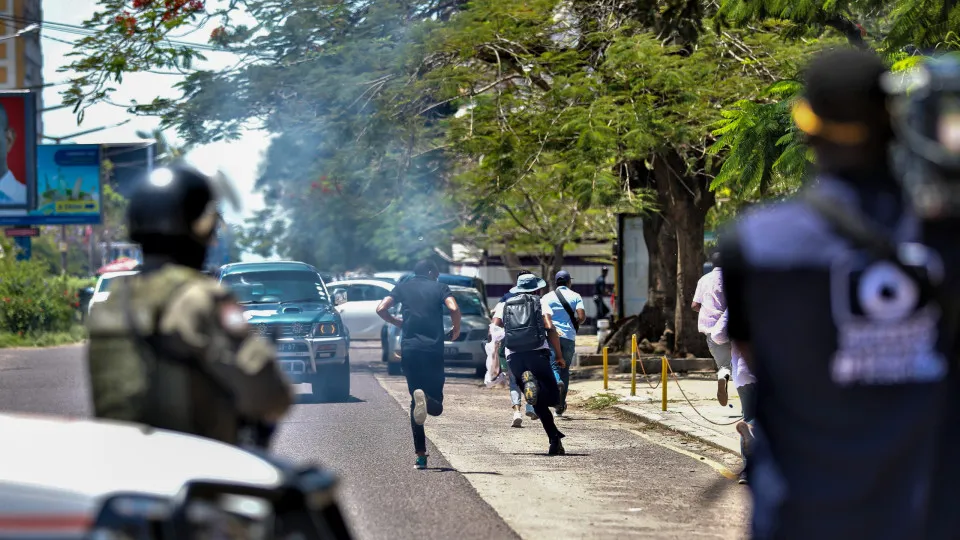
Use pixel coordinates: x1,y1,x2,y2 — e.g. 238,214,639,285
98,274,133,292
222,270,330,304
445,291,486,317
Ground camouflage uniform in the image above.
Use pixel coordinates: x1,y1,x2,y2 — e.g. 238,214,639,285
86,264,292,445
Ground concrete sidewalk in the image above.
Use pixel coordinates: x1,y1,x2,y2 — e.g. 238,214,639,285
568,373,746,457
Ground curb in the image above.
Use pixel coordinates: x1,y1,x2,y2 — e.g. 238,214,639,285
610,403,741,457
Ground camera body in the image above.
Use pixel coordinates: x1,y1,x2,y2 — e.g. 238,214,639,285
886,54,960,220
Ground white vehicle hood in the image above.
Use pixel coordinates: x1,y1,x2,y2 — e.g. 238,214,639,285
0,413,282,515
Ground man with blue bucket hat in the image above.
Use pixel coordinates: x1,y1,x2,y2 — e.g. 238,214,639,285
492,272,567,454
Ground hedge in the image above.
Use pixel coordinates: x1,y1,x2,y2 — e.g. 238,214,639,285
0,258,83,335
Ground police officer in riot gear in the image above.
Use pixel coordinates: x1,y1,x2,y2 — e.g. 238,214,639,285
86,162,293,447
720,48,957,539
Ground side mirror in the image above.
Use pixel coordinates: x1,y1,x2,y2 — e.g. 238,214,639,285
334,291,348,306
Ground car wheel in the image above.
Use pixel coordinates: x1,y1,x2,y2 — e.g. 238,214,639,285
381,328,389,362
475,365,486,378
387,361,403,376
310,359,351,403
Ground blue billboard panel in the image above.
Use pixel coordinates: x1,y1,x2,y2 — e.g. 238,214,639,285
0,143,102,225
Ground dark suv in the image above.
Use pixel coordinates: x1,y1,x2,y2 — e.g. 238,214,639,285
217,261,351,402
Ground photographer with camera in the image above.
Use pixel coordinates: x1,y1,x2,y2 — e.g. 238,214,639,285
718,48,960,539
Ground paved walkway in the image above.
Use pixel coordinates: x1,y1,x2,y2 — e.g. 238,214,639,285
569,374,746,456
376,367,749,539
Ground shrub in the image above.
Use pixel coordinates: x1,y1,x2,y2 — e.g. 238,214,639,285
0,258,78,334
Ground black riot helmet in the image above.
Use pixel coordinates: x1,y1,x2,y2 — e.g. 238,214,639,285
127,162,240,269
883,54,960,220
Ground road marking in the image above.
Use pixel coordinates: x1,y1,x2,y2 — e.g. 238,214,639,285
624,428,738,480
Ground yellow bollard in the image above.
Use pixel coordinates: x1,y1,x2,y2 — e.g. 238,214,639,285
661,356,668,411
630,334,637,397
602,347,609,390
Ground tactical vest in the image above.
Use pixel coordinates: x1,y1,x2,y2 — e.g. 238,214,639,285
721,178,955,539
86,265,239,444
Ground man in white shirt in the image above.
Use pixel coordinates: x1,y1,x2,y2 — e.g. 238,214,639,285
493,273,567,455
692,252,732,406
0,102,23,206
711,308,756,485
541,270,586,415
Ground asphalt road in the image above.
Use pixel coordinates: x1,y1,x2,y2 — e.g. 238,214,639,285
0,342,748,539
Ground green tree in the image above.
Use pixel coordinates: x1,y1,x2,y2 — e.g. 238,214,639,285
708,0,960,205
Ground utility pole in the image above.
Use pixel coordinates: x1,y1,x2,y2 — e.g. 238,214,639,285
60,224,67,275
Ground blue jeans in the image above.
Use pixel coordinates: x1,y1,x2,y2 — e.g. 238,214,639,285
550,338,576,406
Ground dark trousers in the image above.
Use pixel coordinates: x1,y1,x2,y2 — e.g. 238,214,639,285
401,351,445,454
508,349,563,442
594,296,610,319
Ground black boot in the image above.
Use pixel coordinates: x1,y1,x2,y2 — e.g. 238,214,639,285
548,432,566,456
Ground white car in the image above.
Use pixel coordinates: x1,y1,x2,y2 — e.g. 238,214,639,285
371,271,411,285
326,279,394,340
0,413,351,539
87,270,140,315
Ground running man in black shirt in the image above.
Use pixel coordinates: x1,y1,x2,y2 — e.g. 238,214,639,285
377,260,461,469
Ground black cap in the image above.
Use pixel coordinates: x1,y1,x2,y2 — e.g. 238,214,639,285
804,48,888,125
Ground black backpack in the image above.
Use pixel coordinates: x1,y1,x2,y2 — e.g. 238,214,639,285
503,293,547,352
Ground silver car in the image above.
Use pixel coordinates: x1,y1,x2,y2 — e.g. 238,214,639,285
382,286,491,377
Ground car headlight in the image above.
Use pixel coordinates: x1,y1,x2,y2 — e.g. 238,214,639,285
312,323,339,337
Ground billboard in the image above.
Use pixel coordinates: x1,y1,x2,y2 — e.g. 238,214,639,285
0,143,102,226
0,92,37,218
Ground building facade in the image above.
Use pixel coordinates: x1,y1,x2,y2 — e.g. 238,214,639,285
0,0,42,131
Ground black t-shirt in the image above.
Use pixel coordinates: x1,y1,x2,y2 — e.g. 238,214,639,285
594,275,606,297
388,276,453,354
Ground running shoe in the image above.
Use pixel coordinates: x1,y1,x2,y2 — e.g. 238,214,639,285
738,470,748,485
549,433,566,456
717,373,730,407
522,371,539,406
412,389,427,426
415,455,428,470
526,405,539,421
555,402,567,416
512,410,523,428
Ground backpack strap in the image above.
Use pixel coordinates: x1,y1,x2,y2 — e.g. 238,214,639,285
555,288,580,332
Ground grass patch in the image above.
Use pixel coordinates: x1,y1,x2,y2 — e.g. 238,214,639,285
0,326,88,349
584,393,621,410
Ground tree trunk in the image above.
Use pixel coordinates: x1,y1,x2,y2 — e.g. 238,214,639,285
546,243,563,288
628,211,677,343
652,150,714,357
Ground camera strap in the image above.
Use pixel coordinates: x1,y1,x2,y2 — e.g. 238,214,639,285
799,188,941,302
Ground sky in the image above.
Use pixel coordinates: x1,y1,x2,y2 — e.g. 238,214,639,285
38,0,271,234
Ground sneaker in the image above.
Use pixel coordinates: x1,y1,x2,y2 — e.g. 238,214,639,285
717,377,729,407
415,455,428,470
512,410,523,428
555,402,567,416
738,470,748,485
412,389,427,426
526,405,539,421
548,434,566,456
522,371,539,406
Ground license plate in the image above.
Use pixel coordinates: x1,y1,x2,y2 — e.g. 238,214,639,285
279,351,310,357
444,347,458,356
278,343,307,353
